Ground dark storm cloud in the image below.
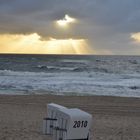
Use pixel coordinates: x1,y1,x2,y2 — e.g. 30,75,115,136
0,0,140,54
0,0,86,36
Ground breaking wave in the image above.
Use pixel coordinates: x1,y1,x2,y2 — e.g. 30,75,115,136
0,69,140,97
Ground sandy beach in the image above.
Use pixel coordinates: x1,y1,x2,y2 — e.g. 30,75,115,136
0,94,140,140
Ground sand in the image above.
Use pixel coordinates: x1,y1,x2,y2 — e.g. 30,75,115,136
0,94,140,140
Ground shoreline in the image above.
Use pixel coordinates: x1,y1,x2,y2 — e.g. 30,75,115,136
0,89,140,98
0,94,140,140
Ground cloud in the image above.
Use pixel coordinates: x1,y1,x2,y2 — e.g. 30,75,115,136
0,0,140,54
1,0,140,35
131,32,140,43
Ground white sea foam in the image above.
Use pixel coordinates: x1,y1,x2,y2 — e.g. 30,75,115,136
0,70,140,97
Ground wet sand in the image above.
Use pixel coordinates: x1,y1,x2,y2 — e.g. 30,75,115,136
0,94,140,140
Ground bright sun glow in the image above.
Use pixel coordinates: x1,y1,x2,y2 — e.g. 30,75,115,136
56,14,76,27
0,33,94,54
131,32,140,43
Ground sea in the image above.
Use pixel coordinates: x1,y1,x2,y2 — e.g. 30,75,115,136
0,54,140,97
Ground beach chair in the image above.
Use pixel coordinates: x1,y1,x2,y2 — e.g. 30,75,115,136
43,103,92,140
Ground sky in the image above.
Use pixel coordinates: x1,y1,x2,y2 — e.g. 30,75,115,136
0,0,140,55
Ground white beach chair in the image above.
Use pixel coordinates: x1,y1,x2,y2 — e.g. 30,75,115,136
43,103,92,140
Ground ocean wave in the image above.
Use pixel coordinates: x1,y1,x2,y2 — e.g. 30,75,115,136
36,65,84,72
0,70,140,97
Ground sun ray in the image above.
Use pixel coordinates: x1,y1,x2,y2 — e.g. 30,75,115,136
0,33,94,54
